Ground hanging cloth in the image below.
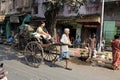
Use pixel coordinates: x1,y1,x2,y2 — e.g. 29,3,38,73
6,21,11,38
22,14,31,25
0,27,3,34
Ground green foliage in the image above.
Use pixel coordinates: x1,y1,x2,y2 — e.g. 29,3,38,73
44,0,87,36
45,0,87,13
114,26,117,35
80,52,84,55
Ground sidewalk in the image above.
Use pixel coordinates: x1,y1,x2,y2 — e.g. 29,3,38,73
69,48,111,56
69,48,113,64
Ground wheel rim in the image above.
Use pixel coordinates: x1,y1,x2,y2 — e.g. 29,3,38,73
44,45,58,62
24,42,43,67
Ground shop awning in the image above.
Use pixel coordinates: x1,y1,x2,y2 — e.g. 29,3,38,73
79,22,100,25
84,24,100,28
10,16,19,23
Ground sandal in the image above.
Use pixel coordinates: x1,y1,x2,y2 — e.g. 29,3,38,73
65,67,72,70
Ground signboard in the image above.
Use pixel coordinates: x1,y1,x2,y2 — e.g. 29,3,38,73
0,15,5,22
84,25,98,28
10,16,19,23
76,16,100,23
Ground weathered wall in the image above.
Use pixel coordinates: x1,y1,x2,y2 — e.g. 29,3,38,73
104,1,120,20
35,0,101,18
104,21,116,41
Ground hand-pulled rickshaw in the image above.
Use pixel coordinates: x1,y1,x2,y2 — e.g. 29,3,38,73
12,24,59,68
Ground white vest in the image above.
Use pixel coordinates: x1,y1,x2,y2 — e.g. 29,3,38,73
60,34,69,52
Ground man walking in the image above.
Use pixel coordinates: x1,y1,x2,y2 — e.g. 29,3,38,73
52,28,72,70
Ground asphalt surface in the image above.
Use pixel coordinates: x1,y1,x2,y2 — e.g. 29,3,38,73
0,44,120,80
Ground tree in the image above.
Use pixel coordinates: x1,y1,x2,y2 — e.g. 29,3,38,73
43,0,86,38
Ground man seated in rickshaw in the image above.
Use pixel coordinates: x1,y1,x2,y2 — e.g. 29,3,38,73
33,22,52,44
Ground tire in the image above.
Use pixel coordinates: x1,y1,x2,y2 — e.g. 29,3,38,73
24,41,44,68
44,45,58,62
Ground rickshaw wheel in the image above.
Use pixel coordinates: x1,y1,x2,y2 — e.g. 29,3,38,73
44,45,58,62
24,41,44,68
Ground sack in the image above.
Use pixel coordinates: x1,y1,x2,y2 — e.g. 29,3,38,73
8,36,14,42
26,25,34,31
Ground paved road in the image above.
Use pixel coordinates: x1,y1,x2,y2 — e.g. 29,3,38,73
0,45,120,80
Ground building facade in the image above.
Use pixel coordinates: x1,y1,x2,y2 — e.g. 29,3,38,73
0,0,33,15
104,0,120,45
0,0,34,38
0,0,102,43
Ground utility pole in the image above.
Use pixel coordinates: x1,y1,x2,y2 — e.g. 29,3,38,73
98,0,104,52
6,0,10,15
0,0,1,13
31,0,35,16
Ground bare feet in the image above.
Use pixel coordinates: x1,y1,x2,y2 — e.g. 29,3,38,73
113,66,119,70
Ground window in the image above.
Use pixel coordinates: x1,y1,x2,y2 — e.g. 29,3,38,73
1,0,6,3
33,5,38,14
23,0,30,7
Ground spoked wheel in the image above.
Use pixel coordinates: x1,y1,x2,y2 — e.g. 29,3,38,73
44,45,58,62
24,41,44,68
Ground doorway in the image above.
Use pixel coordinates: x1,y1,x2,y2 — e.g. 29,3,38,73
82,27,97,43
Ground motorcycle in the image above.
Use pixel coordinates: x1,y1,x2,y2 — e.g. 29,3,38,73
0,63,8,80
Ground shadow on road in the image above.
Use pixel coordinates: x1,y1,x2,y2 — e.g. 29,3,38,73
70,57,91,66
44,61,65,69
0,44,28,67
0,44,113,70
0,44,19,61
70,56,113,70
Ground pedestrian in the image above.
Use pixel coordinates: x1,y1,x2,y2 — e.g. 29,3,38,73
7,30,14,43
101,37,105,52
76,35,81,48
52,28,72,70
71,37,75,48
87,33,97,60
111,35,120,70
56,32,60,43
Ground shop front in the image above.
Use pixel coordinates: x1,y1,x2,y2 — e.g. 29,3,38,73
56,19,82,43
0,15,6,40
76,15,101,45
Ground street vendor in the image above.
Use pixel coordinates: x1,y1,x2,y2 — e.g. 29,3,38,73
87,33,97,60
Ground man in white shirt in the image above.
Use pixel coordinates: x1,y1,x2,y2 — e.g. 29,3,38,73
52,28,72,70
